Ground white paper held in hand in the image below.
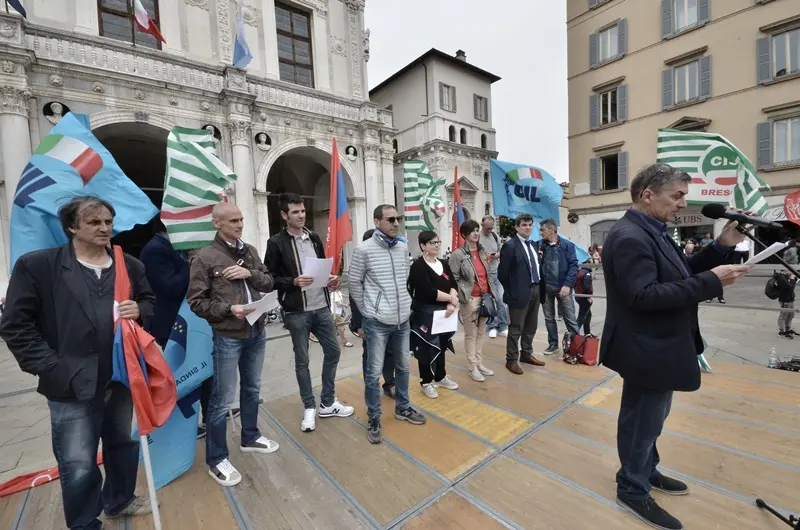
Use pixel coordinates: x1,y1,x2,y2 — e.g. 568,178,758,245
431,310,458,335
242,291,280,325
301,257,334,291
744,242,788,265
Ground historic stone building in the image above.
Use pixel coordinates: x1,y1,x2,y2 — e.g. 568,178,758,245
0,0,396,281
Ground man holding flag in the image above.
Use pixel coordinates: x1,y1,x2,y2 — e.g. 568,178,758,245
0,196,156,528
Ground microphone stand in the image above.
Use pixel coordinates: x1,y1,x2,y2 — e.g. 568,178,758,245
736,226,800,277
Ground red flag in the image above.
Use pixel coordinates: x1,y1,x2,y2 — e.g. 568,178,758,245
451,167,465,251
0,455,103,497
133,0,166,43
785,190,800,227
325,138,353,274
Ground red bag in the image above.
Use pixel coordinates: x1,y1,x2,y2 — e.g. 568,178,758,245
565,334,600,366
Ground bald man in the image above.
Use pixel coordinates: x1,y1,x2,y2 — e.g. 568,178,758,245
187,203,279,487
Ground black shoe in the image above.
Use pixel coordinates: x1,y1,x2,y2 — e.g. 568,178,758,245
718,298,725,304
780,331,794,340
617,497,683,530
395,407,426,425
231,408,242,418
650,473,689,495
543,345,560,355
792,330,800,336
383,386,396,399
367,417,382,444
197,425,207,439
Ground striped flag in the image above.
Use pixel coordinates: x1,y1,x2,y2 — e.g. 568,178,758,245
656,129,770,214
403,160,446,231
161,127,237,250
32,134,103,185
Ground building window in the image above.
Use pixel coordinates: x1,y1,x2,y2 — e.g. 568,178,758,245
590,151,628,193
663,56,711,110
460,128,467,145
484,202,491,216
97,0,161,50
598,25,619,62
772,28,800,78
774,117,800,165
674,60,699,104
448,125,456,142
590,84,627,129
481,134,487,149
392,139,398,153
673,0,698,33
474,95,488,121
600,154,619,191
276,4,314,88
440,83,456,112
483,171,489,191
600,87,619,125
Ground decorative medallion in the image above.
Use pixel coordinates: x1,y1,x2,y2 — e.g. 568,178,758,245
92,82,104,93
330,36,346,57
48,74,63,87
184,0,209,9
200,101,211,111
134,89,145,100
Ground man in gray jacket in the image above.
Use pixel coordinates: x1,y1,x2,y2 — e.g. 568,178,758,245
349,204,426,444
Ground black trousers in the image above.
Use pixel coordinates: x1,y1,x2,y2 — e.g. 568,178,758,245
416,345,446,385
576,299,592,335
506,287,541,363
616,379,673,501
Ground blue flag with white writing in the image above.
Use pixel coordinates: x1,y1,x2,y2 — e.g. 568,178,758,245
10,113,158,268
490,159,563,224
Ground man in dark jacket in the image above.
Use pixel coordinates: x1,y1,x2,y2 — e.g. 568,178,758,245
187,202,278,488
538,219,580,354
0,196,156,529
264,193,353,435
601,164,750,530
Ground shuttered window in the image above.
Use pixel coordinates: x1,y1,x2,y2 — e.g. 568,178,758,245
662,56,711,110
590,19,627,68
440,83,456,112
276,4,314,88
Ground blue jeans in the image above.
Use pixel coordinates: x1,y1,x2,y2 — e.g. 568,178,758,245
485,271,509,333
616,380,674,501
363,317,410,420
283,307,341,409
362,338,396,391
542,290,579,347
206,328,266,467
48,383,139,530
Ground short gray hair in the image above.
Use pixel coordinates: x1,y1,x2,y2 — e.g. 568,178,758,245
58,195,116,239
629,163,691,202
540,218,558,232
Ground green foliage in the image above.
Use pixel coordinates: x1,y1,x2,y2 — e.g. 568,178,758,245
497,216,515,238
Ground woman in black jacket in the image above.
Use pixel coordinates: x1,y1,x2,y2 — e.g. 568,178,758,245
408,231,459,399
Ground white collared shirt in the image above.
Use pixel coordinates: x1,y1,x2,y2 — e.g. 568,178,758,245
517,234,540,275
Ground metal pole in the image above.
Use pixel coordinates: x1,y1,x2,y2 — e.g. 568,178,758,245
130,0,136,48
4,0,9,14
139,431,162,530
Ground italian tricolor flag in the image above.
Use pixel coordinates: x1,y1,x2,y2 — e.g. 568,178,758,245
34,134,103,184
507,167,543,183
133,0,166,43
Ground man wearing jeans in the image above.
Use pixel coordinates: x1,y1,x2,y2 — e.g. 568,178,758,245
349,204,426,444
479,216,509,338
264,193,354,433
538,219,580,354
188,203,279,487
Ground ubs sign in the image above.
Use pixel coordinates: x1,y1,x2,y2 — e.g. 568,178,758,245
667,213,711,227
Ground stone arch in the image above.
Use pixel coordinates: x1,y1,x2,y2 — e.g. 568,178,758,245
254,137,363,197
89,109,179,133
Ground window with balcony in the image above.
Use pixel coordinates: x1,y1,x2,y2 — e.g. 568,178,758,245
276,4,314,88
774,117,800,165
98,0,161,50
440,83,456,112
474,95,488,121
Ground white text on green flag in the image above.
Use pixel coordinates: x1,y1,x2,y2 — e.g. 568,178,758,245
403,160,446,231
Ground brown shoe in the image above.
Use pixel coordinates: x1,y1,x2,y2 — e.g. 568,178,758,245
520,356,546,367
505,362,523,375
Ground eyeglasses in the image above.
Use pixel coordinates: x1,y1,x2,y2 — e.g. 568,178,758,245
427,241,441,246
384,216,403,224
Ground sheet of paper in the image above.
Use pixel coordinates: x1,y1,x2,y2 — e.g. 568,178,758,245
431,310,458,335
301,257,334,291
745,242,788,265
242,291,280,325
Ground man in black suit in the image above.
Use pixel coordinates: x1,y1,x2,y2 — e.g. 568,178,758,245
498,213,546,375
601,164,750,530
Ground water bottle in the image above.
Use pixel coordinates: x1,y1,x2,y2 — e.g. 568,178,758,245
768,347,779,369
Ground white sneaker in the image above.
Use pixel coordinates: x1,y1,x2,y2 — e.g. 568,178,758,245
208,458,242,487
477,364,495,376
435,374,459,390
499,330,509,338
301,408,316,432
488,329,498,338
470,367,485,382
318,399,355,418
241,435,279,454
422,383,438,398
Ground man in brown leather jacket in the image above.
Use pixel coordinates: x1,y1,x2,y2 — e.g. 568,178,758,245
187,202,278,487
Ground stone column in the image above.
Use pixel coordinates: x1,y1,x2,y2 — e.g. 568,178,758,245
261,0,280,80
0,86,32,223
380,146,397,206
227,119,259,247
253,191,270,257
363,143,380,213
312,7,331,92
345,0,366,100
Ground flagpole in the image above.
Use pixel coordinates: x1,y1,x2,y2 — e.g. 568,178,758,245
4,0,9,14
135,412,162,530
129,0,137,48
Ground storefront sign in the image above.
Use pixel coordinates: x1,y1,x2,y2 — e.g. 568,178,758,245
762,205,787,222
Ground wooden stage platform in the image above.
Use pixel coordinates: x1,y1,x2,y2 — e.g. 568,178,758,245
2,339,799,529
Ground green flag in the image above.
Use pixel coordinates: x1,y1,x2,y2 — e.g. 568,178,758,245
656,128,769,214
403,160,446,231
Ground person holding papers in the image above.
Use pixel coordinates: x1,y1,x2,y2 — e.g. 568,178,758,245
187,203,279,487
408,231,459,399
264,193,354,434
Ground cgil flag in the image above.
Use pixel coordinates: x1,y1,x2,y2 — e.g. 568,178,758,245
10,113,158,268
325,138,352,274
451,167,465,250
403,160,446,231
656,128,770,214
233,4,253,69
161,127,237,250
132,0,165,43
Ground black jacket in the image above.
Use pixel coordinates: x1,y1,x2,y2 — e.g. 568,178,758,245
0,244,155,401
776,273,797,303
498,236,541,309
264,228,330,313
599,210,730,392
139,233,189,345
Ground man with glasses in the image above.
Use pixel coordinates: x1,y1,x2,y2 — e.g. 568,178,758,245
349,205,426,444
601,163,750,530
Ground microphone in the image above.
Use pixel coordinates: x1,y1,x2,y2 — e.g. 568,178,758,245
701,203,787,231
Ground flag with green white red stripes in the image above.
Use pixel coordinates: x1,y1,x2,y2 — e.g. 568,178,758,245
656,129,769,214
161,127,237,250
403,160,446,231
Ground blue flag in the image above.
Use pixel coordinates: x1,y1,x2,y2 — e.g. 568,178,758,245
528,220,592,264
10,113,158,268
233,5,252,69
490,159,563,224
6,0,26,18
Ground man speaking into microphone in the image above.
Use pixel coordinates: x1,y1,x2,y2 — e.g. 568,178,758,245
600,164,750,530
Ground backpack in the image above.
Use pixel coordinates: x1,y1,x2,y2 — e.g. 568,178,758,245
765,274,780,300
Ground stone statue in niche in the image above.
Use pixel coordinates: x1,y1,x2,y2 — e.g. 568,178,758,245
345,145,358,161
44,101,69,125
363,29,370,63
255,132,272,151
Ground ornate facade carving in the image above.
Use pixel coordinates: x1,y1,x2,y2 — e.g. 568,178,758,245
362,29,370,63
330,36,346,57
1,60,15,74
0,19,22,44
344,0,365,12
134,89,145,100
380,146,394,164
347,9,362,98
363,144,379,161
227,120,253,146
92,82,104,93
0,86,30,116
237,3,261,27
48,74,63,86
184,0,209,9
217,0,232,62
200,101,211,111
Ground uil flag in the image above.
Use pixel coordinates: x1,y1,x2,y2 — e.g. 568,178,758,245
451,167,465,250
133,0,165,43
326,138,352,273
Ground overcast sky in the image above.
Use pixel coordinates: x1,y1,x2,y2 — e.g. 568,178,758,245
365,1,569,183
